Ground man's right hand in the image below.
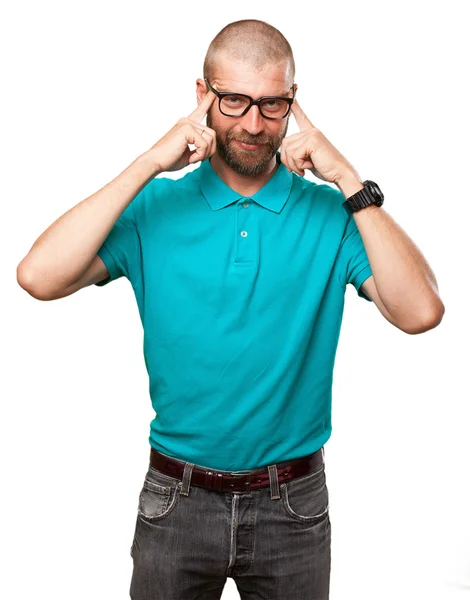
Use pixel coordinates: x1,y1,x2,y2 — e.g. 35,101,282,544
147,90,217,174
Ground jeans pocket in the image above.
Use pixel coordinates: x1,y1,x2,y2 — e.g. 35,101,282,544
280,463,329,523
137,467,182,523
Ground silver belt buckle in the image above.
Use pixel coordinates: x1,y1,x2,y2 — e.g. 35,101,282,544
229,469,252,492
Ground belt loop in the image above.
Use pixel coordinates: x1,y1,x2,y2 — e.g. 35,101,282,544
180,462,195,496
268,464,280,500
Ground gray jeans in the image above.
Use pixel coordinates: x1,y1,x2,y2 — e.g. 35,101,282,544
129,449,331,599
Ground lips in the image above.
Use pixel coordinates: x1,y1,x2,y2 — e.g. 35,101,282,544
234,140,264,150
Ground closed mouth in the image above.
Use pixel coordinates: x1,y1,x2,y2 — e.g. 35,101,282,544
234,140,264,150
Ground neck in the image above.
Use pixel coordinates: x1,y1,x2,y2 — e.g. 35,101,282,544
209,152,279,197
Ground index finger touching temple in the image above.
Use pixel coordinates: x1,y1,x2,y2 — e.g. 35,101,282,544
291,99,314,131
188,90,217,123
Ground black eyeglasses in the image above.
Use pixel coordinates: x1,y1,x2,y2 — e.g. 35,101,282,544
204,78,296,120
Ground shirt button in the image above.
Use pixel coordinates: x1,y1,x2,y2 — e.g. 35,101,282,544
243,201,250,208
240,231,248,237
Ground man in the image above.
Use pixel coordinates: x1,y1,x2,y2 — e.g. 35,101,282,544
17,18,444,600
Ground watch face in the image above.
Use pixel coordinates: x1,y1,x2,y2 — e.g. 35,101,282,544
364,180,384,201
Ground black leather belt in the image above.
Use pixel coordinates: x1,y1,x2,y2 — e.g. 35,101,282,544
149,446,324,493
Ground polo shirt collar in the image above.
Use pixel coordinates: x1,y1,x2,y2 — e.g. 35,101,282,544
199,151,293,214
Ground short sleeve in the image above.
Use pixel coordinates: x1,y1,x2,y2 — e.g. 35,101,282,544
336,211,373,302
95,199,141,288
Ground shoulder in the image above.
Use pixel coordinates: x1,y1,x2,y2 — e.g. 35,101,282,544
132,165,202,220
142,165,201,196
291,174,347,219
293,174,342,201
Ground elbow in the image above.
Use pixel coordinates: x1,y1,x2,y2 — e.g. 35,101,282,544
402,302,446,335
17,262,54,301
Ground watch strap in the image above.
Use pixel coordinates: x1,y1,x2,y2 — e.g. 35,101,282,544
342,180,384,214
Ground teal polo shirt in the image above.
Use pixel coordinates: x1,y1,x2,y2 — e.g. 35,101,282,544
95,153,372,471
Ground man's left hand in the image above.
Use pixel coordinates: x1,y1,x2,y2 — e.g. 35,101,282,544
280,99,360,184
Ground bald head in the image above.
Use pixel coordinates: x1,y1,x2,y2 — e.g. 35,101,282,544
203,19,295,87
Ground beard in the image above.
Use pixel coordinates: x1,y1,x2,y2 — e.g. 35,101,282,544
206,109,288,177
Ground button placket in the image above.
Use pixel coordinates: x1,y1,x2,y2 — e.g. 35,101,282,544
234,198,256,264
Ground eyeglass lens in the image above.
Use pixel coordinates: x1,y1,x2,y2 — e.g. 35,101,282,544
220,95,290,118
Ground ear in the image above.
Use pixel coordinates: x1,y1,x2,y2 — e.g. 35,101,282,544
195,78,207,105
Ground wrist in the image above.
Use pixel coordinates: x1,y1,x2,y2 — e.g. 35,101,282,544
335,172,364,199
140,149,164,177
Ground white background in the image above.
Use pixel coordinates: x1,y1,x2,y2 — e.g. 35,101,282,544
2,1,469,599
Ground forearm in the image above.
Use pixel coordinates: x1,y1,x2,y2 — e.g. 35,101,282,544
17,151,160,297
337,176,444,325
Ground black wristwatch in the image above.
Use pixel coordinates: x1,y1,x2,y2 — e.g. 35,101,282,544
342,180,384,215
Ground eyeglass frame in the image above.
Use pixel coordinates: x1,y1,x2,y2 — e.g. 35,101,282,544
204,78,296,120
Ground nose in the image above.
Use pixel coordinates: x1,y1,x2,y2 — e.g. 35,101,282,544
239,104,265,136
